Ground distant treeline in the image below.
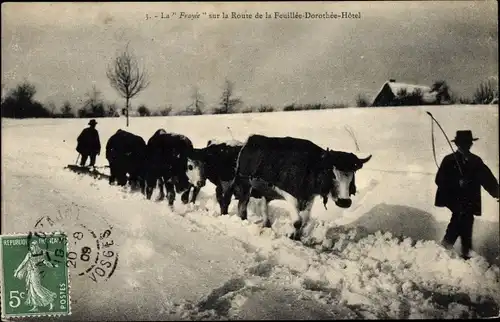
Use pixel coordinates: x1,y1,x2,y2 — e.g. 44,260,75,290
1,79,497,119
2,42,497,120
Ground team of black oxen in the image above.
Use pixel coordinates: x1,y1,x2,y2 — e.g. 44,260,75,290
105,129,372,240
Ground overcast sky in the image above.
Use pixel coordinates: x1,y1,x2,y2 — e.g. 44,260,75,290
1,1,498,112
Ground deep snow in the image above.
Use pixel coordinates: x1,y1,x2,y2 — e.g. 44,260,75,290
1,105,499,320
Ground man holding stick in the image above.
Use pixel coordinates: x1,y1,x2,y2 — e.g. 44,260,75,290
434,130,499,260
76,119,101,167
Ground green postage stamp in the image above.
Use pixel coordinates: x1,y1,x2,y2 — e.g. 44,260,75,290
1,231,71,318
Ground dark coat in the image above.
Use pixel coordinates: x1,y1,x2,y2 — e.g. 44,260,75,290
76,127,101,155
435,151,499,216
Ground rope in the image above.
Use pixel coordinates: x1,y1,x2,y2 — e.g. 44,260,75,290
344,125,360,152
363,167,436,176
426,112,464,176
430,117,439,169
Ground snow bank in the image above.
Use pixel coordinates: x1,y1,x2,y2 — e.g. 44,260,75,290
169,197,499,319
2,105,499,320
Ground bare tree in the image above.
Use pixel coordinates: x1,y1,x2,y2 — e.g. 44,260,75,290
106,102,119,117
81,85,105,117
473,80,498,104
1,81,51,118
355,93,370,107
84,85,102,106
137,104,151,116
60,101,74,118
1,84,5,106
47,101,57,116
190,86,204,115
160,105,173,116
430,80,451,104
106,43,150,126
11,81,36,103
215,79,242,114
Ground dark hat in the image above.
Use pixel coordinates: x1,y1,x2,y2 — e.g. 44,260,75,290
451,130,478,144
88,119,97,126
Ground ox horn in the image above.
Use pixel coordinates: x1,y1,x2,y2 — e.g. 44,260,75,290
358,154,372,163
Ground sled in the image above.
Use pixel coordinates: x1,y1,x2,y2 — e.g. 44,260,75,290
64,164,111,181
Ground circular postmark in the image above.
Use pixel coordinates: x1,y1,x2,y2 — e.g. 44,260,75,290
33,203,119,283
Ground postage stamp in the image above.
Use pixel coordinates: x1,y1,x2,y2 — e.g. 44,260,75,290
0,231,71,319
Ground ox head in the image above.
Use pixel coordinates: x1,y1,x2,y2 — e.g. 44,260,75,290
321,149,372,209
185,149,207,188
168,155,206,194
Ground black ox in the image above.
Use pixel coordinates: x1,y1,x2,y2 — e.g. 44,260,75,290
184,139,245,213
144,129,206,208
105,129,147,193
225,134,372,240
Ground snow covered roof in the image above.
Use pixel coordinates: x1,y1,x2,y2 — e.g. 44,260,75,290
372,80,437,105
387,82,431,96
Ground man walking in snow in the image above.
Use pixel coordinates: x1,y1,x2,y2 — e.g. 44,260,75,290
434,130,499,260
76,119,101,167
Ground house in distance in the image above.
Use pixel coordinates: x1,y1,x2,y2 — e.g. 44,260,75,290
371,79,442,107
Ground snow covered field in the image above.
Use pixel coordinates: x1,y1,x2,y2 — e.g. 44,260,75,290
2,104,499,320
